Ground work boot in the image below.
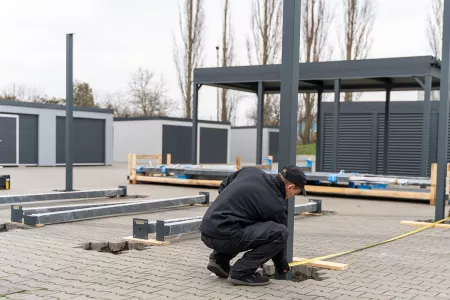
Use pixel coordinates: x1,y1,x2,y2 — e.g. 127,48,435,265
207,259,230,278
227,272,270,286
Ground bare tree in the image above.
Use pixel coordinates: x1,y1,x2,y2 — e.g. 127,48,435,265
101,91,136,117
219,0,240,123
0,82,42,102
246,0,283,126
173,0,205,118
428,0,443,59
128,67,172,117
339,0,376,102
298,0,334,144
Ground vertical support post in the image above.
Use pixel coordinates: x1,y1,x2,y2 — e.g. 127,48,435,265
191,83,199,165
277,0,301,281
256,82,264,165
383,88,391,175
370,113,378,174
166,153,172,165
436,0,450,220
421,76,432,177
315,90,322,172
65,33,74,192
332,79,341,173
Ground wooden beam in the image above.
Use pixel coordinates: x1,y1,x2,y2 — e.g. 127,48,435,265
305,185,430,201
292,257,349,271
136,154,160,160
121,236,170,246
400,220,450,228
430,163,437,206
166,153,172,165
236,156,241,170
131,154,137,184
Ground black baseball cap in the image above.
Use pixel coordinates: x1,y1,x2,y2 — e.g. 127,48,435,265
280,165,307,196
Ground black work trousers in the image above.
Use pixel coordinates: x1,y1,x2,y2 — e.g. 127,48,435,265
201,221,288,277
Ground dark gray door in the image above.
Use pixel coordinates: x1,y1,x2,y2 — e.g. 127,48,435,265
56,117,105,164
268,132,279,163
19,114,38,165
162,125,192,164
0,116,17,164
200,127,228,164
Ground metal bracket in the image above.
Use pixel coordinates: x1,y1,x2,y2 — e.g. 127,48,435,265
199,192,210,204
413,76,425,89
133,218,149,239
10,205,23,223
309,199,322,214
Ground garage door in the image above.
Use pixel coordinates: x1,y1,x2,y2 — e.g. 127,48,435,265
268,131,279,163
19,114,38,165
200,127,228,164
0,114,18,165
162,125,192,164
56,117,105,164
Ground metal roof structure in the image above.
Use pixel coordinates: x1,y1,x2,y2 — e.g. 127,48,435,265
194,55,442,94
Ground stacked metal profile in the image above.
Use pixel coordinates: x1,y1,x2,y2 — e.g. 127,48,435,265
13,191,210,226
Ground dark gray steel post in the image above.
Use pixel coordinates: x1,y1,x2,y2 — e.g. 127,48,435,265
332,79,341,173
276,0,301,280
436,0,450,221
65,33,74,192
383,88,391,175
256,82,264,165
191,83,199,165
315,90,322,172
421,75,432,177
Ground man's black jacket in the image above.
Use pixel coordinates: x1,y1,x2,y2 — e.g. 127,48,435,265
199,167,288,239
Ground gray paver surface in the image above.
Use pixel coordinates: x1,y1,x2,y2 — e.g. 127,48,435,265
0,164,449,299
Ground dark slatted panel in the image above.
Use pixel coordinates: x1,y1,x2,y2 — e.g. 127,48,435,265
376,114,385,175
388,114,423,176
322,113,333,172
337,114,372,173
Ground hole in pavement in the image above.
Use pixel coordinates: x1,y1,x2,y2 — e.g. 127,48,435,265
263,264,327,282
82,241,148,254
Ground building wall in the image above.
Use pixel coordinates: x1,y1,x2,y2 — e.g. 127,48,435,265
230,127,279,163
320,101,445,177
230,128,257,163
0,103,113,166
113,118,231,164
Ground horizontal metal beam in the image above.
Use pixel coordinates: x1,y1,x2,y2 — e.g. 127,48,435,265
133,216,203,239
11,199,143,223
23,193,209,226
294,200,322,215
156,218,203,241
132,201,324,241
194,56,439,88
0,186,127,205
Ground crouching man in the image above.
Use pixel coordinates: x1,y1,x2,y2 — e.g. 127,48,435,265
199,165,307,286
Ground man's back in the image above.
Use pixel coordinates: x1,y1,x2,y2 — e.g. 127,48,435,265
199,168,287,239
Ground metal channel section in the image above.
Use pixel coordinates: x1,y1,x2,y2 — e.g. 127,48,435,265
133,200,323,242
11,198,142,223
294,200,322,215
23,192,210,226
0,186,127,205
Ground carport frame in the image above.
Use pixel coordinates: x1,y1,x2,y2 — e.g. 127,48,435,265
191,0,450,279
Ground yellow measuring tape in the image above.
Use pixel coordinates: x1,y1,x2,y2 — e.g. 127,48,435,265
289,215,450,268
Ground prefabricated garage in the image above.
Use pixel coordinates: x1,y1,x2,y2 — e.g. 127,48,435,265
113,117,231,164
0,100,113,166
230,126,280,163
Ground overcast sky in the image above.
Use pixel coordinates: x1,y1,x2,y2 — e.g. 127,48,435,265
0,0,439,125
